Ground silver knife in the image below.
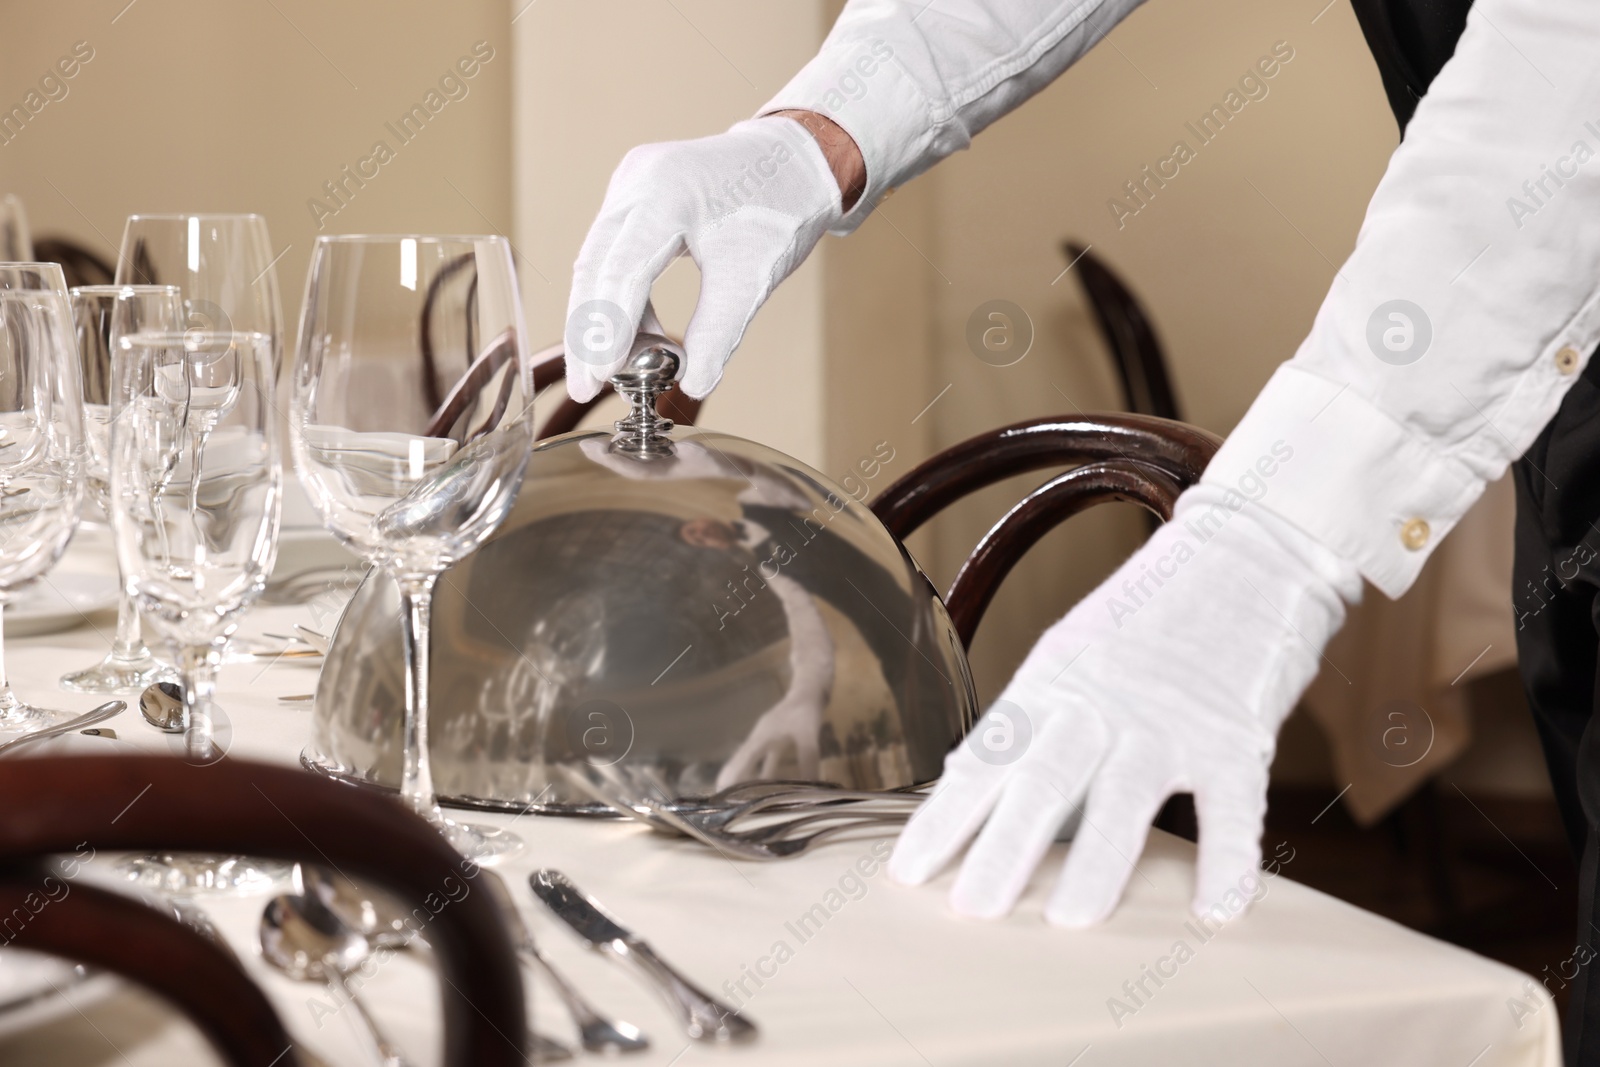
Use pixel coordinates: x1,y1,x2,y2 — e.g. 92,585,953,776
529,869,757,1043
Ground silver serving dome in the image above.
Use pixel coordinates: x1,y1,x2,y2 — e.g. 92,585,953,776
306,337,977,814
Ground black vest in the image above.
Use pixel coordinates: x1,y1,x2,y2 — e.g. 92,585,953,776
1350,0,1475,131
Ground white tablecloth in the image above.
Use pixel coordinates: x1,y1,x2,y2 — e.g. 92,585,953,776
0,531,1562,1067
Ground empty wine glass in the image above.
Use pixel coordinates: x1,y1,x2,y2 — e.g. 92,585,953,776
0,196,32,262
292,235,534,862
115,214,282,377
109,285,283,892
60,285,178,692
110,284,281,755
0,289,87,730
0,262,65,294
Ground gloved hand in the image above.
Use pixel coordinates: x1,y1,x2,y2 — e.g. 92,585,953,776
888,485,1362,925
566,117,844,402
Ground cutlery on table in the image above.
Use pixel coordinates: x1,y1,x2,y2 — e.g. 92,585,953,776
530,869,756,1044
479,869,649,1054
638,798,906,861
259,892,417,1067
139,682,186,733
300,866,585,1058
0,701,125,757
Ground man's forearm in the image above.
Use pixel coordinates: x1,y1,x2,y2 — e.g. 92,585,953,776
771,109,867,211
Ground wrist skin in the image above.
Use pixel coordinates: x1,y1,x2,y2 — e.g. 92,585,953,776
770,109,867,211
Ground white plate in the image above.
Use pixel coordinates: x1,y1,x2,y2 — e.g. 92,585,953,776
7,574,119,637
0,951,118,1041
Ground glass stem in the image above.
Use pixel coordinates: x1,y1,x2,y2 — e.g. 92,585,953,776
0,601,15,717
397,573,443,823
179,643,220,762
111,589,143,663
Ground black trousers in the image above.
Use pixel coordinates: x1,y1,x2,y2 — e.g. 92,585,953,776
1513,352,1600,1064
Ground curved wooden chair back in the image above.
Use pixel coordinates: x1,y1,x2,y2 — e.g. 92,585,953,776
0,756,527,1067
33,236,116,289
1062,241,1182,423
872,413,1220,647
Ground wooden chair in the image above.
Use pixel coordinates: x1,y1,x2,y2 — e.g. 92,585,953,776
873,412,1219,647
1062,241,1183,422
0,756,528,1067
31,236,116,290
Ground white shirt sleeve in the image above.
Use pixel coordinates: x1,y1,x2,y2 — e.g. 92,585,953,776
1202,0,1600,596
765,0,1600,600
759,0,1150,232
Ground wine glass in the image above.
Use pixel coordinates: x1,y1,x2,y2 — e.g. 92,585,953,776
60,285,178,692
108,286,284,892
0,196,32,262
0,289,87,730
114,214,282,377
292,235,534,862
0,262,65,294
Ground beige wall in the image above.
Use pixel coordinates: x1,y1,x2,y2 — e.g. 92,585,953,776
0,0,512,329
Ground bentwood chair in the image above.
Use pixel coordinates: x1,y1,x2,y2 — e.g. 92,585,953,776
32,236,115,290
0,756,529,1067
873,412,1219,647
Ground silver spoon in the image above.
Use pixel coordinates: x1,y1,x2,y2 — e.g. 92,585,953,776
139,681,186,733
260,893,413,1067
300,868,589,1058
0,701,126,757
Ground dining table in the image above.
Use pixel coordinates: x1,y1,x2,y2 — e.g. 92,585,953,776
0,525,1562,1067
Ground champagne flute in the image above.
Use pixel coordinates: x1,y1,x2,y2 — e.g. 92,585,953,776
0,196,32,262
109,286,283,892
60,285,177,692
292,235,534,862
0,289,87,729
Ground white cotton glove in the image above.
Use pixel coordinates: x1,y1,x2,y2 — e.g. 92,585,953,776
565,117,844,402
889,485,1363,926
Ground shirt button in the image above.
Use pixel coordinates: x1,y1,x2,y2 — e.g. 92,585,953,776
1400,518,1430,551
1556,345,1582,374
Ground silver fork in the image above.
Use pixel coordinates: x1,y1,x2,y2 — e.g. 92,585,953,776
637,799,907,860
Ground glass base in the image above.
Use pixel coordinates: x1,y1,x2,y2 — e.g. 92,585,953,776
439,818,522,865
0,702,79,735
117,853,296,896
60,652,172,694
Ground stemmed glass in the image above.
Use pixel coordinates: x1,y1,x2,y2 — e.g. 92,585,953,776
0,289,86,730
292,235,534,861
114,214,283,378
109,286,283,891
0,196,31,262
60,286,177,692
0,263,66,294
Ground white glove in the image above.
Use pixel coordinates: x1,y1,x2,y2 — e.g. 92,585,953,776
565,117,843,402
888,485,1362,925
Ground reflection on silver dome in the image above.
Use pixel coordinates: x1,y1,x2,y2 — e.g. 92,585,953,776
306,342,977,814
